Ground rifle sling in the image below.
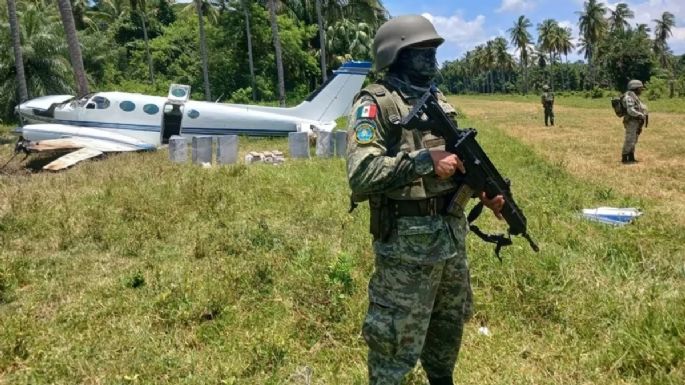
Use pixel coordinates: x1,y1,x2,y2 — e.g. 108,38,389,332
467,201,513,261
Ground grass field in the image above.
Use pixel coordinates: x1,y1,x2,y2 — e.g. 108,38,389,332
0,95,683,385
456,93,685,114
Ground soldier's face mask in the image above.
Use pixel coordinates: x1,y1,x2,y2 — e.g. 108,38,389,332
394,47,438,85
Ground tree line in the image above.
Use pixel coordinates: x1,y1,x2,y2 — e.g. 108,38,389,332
2,1,683,124
437,1,684,98
1,0,386,122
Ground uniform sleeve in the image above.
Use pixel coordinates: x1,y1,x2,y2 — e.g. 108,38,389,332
624,93,645,118
541,94,545,105
346,96,434,195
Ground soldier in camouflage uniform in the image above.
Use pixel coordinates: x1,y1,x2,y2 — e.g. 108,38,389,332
541,85,554,126
621,79,648,164
346,15,504,385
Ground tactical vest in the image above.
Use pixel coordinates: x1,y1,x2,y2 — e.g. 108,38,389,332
543,92,554,104
622,91,647,121
358,82,460,201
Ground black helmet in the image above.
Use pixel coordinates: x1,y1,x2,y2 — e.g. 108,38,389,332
372,15,444,71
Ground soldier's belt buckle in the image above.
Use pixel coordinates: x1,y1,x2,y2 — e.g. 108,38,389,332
429,198,437,215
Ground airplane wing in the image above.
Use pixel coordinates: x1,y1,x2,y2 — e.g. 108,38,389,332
19,124,156,171
43,148,104,171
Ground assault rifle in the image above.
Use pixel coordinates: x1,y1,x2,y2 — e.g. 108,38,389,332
401,86,539,257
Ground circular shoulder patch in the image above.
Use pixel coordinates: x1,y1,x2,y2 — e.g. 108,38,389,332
355,121,376,144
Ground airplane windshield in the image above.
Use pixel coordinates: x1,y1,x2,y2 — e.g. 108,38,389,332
71,93,95,108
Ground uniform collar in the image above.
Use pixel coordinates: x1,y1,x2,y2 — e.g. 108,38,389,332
384,75,430,99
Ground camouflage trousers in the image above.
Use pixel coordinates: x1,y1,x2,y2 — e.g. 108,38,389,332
622,118,643,154
544,106,554,126
363,213,473,385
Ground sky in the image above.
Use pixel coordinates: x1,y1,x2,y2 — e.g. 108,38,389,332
381,0,685,64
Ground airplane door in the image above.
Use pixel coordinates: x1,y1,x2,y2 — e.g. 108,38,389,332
161,84,191,144
161,103,184,144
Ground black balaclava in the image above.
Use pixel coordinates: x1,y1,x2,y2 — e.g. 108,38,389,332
388,46,438,87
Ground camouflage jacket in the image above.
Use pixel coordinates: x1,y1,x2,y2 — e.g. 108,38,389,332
541,92,554,106
345,76,461,201
622,91,648,121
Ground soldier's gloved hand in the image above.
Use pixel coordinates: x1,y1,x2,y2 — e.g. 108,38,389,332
479,192,505,220
430,150,465,179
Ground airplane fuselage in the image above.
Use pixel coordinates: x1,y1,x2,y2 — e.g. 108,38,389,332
17,92,330,146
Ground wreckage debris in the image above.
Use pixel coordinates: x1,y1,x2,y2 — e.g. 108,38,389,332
244,151,286,165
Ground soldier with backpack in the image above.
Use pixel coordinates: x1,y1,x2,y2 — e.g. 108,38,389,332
541,85,555,126
618,80,648,164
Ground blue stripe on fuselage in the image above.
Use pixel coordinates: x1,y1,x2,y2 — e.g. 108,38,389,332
21,114,294,138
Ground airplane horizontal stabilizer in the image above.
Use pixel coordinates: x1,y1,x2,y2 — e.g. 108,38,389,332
43,148,103,171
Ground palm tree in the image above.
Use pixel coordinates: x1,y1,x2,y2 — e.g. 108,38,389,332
653,11,675,68
538,19,559,89
471,45,486,92
56,0,89,96
577,0,607,88
0,1,72,118
138,3,154,84
267,0,286,106
326,19,373,66
635,23,650,38
240,0,257,100
508,15,532,93
7,0,29,102
195,0,211,101
315,0,327,82
653,11,675,97
608,3,633,33
90,0,128,26
492,37,513,92
484,41,496,93
556,27,575,90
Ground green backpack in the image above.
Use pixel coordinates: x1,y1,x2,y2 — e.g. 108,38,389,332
611,95,626,117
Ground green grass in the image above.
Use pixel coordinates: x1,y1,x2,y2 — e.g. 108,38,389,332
455,93,685,113
0,105,683,384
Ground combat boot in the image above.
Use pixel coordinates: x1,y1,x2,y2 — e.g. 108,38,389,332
622,153,634,164
428,376,454,385
629,152,638,163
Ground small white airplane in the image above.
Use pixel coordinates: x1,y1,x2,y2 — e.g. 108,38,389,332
13,61,371,170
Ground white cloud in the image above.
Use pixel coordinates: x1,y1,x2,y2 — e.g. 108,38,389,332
496,0,536,13
606,0,685,53
422,12,488,62
422,12,487,47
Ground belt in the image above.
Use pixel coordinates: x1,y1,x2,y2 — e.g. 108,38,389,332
389,196,451,217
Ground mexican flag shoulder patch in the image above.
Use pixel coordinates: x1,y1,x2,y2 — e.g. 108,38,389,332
355,103,378,119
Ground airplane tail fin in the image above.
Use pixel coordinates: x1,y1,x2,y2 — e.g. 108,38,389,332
289,61,372,122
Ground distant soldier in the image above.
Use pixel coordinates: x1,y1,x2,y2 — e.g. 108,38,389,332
621,79,648,164
540,85,554,126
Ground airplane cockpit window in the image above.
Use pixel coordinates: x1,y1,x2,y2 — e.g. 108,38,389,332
143,104,160,115
87,96,110,110
75,93,95,108
119,101,136,112
187,109,200,119
95,96,110,109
